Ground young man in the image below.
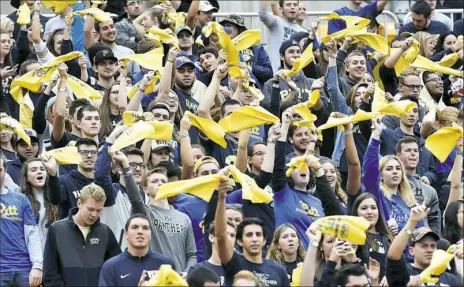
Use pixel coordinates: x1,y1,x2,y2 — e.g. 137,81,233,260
91,49,118,92
6,129,40,185
127,167,197,273
399,0,450,36
259,0,307,71
187,221,236,286
387,205,461,287
396,137,441,234
328,0,389,34
50,138,102,219
215,179,289,286
44,184,121,287
99,214,175,287
404,0,453,31
338,51,368,97
0,152,43,287
193,1,218,39
115,0,144,51
187,267,221,287
286,124,318,162
333,264,371,287
176,26,197,62
198,47,219,73
423,71,444,104
43,4,73,41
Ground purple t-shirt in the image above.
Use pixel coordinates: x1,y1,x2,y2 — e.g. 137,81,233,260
328,1,380,34
0,190,37,272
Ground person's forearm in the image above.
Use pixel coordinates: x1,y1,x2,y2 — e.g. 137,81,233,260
158,60,174,100
345,129,361,195
31,13,41,44
388,220,418,260
384,48,405,69
52,79,68,142
300,244,319,286
235,129,251,173
126,89,144,111
186,0,199,28
25,225,43,270
117,75,128,113
261,141,276,173
420,107,436,139
133,14,147,39
180,133,194,179
84,15,96,49
447,151,463,208
198,76,220,118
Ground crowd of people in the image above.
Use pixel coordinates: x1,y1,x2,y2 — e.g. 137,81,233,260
0,0,463,286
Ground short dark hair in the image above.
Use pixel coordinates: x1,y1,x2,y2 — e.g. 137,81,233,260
333,264,368,287
221,99,242,117
247,141,266,157
279,0,299,8
77,104,99,122
144,167,168,186
70,98,91,118
124,213,150,231
197,47,219,59
236,217,266,241
19,59,39,76
362,14,379,29
187,267,220,287
123,148,145,159
411,0,433,18
157,161,181,179
396,136,418,154
76,138,98,150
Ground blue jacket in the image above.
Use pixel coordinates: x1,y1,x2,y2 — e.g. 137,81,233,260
99,250,175,287
6,158,22,186
245,44,273,89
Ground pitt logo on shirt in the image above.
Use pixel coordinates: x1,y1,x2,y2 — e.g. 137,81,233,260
0,203,21,221
299,201,320,217
90,238,100,245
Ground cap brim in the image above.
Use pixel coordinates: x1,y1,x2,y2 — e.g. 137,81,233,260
219,19,246,28
96,56,118,65
17,137,39,144
200,7,218,12
412,231,440,244
152,146,174,153
176,28,193,36
176,62,195,69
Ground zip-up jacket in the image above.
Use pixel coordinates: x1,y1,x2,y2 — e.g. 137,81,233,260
43,208,121,286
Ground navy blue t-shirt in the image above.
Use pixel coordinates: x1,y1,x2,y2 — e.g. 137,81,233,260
174,87,199,115
399,20,450,36
187,261,226,287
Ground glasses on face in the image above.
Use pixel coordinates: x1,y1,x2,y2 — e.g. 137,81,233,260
78,150,98,157
129,162,146,169
252,151,266,157
425,77,443,84
402,83,424,91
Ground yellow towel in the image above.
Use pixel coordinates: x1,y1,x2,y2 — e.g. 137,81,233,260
17,3,31,25
372,83,416,118
43,146,82,165
110,121,155,152
283,43,314,77
420,250,455,284
232,30,261,51
218,31,240,65
120,47,164,71
67,75,103,101
229,166,273,204
218,106,279,133
318,13,368,29
292,90,320,120
147,27,179,46
314,216,370,245
186,111,227,148
0,117,31,147
73,7,117,23
202,22,224,37
437,53,460,68
143,265,188,287
145,121,174,141
317,109,376,131
393,39,420,76
286,156,309,177
425,123,463,163
411,55,463,77
126,70,161,100
155,174,225,201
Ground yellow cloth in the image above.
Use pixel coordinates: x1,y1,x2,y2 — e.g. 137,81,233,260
0,117,31,147
43,146,82,165
123,111,147,126
293,120,316,128
127,70,161,100
43,1,77,13
110,121,155,151
317,109,376,131
218,106,279,133
175,13,187,30
202,22,224,37
143,265,188,287
73,8,117,23
17,3,31,25
155,174,225,201
393,39,420,76
292,90,320,120
147,27,179,46
425,123,463,163
318,13,368,29
290,264,303,287
120,47,164,71
219,31,240,65
437,53,460,68
372,83,416,118
314,216,370,245
247,84,265,101
67,75,103,101
420,250,455,284
146,121,174,141
283,43,314,77
229,166,273,204
19,99,33,129
411,55,463,77
232,30,261,51
186,111,227,148
373,57,386,91
286,156,309,177
144,32,163,47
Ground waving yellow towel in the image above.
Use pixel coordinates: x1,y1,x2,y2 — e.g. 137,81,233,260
425,123,463,163
314,216,370,245
219,106,279,133
186,111,227,148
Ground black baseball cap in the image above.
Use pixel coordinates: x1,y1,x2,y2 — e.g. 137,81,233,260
410,227,440,245
94,49,118,66
279,39,300,55
17,129,39,145
11,0,20,9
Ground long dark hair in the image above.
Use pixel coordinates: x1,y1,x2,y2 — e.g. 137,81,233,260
352,193,393,248
0,32,13,67
99,81,121,138
20,158,58,225
444,200,464,245
46,29,64,57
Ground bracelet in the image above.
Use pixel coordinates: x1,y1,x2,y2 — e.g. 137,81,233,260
310,241,319,247
267,139,276,144
344,130,353,136
315,166,323,173
406,228,413,237
58,87,67,92
457,151,463,156
328,53,337,58
167,59,174,63
179,131,189,138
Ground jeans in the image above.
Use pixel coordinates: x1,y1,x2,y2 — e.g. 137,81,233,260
0,271,29,287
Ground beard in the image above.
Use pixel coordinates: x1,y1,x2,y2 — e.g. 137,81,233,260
176,80,194,91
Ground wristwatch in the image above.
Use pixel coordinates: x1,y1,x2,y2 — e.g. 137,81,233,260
58,87,67,92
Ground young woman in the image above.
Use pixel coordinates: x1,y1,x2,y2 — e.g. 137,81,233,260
247,141,266,177
363,117,423,233
413,31,436,58
45,28,64,57
99,81,127,138
352,193,393,280
444,200,464,245
20,157,59,250
0,123,16,161
267,224,305,280
271,109,342,249
435,32,457,53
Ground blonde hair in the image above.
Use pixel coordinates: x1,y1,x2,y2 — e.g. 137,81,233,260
379,155,416,207
267,224,305,265
79,184,107,204
414,31,434,58
0,17,14,34
233,271,261,287
436,106,459,128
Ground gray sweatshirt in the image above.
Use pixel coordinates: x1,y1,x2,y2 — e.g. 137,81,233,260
259,6,307,72
127,183,197,272
407,174,441,235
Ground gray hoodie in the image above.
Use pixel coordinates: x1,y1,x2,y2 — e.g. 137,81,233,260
407,174,441,235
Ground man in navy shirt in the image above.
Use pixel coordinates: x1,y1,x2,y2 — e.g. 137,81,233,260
328,0,389,34
398,0,450,36
99,214,175,287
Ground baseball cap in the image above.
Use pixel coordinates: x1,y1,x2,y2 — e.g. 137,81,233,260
17,129,39,144
410,227,440,245
193,156,219,174
175,26,193,36
151,141,174,153
11,0,20,9
279,39,300,55
94,49,118,66
176,56,195,69
199,1,218,12
220,14,246,29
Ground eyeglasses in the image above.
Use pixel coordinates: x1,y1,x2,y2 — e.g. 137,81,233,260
129,162,146,169
425,77,443,84
252,151,266,156
402,83,424,91
78,150,98,157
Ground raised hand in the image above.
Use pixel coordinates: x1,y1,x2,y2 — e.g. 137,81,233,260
268,123,282,142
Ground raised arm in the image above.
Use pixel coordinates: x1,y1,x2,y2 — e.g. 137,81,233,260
384,38,412,69
259,0,278,29
84,3,99,49
180,115,195,179
33,80,57,134
447,138,463,209
127,72,154,111
133,12,147,40
420,105,436,139
31,4,42,45
235,129,251,173
186,0,199,29
117,64,128,113
52,64,69,144
343,121,361,196
158,46,178,101
270,109,292,192
270,1,282,16
198,65,228,119
300,224,322,287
